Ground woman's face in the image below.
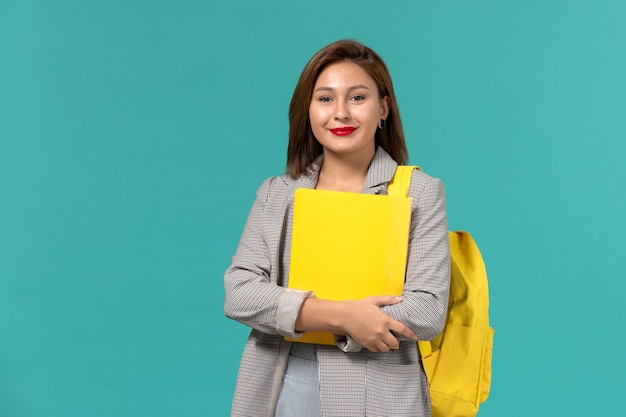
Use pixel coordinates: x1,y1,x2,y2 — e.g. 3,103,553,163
309,61,389,159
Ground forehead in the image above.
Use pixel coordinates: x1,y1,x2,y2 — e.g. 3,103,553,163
314,61,377,89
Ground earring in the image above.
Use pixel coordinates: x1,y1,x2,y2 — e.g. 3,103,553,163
379,118,386,129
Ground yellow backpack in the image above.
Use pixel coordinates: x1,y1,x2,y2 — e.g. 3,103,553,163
389,166,494,417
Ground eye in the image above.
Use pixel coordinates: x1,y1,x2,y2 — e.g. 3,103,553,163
318,96,332,102
351,95,366,102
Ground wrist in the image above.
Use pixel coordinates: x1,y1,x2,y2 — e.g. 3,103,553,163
329,301,349,335
295,298,348,334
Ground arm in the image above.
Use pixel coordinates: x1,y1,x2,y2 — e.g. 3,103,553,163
224,176,423,349
223,177,313,338
295,295,417,352
381,172,451,340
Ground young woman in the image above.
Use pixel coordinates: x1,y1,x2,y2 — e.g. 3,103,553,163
224,39,450,417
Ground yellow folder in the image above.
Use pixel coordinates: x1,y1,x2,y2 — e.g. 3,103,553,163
286,188,413,345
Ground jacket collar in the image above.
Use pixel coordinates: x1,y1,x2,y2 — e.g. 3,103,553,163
363,147,398,194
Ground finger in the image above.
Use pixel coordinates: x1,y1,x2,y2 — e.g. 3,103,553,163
361,335,391,353
390,322,417,341
374,339,391,353
382,332,400,350
368,295,404,307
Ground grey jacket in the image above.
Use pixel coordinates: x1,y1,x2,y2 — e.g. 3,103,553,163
224,147,450,417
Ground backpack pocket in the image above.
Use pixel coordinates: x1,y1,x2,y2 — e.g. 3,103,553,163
479,326,494,403
428,323,485,417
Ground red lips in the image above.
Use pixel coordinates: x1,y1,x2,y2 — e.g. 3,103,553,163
329,127,357,136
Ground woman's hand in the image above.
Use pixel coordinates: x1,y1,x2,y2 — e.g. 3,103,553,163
295,295,416,352
340,296,417,352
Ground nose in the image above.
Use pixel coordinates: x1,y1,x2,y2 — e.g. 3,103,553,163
334,101,350,120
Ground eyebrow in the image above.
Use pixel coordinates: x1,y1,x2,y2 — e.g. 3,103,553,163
314,84,371,93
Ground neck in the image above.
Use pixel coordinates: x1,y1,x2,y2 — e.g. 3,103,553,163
316,147,376,192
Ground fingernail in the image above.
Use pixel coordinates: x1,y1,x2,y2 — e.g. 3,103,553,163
394,296,404,301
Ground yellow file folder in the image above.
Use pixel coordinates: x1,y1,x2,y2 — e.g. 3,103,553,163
286,188,413,345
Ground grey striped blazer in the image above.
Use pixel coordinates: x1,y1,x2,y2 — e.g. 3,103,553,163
224,147,450,417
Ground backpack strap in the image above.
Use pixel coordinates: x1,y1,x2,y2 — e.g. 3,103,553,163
388,165,434,359
388,165,421,197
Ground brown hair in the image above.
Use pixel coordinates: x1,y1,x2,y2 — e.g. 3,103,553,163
286,39,408,178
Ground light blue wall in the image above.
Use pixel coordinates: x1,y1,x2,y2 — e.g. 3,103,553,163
1,1,625,416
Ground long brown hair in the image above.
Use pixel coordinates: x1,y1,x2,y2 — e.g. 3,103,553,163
286,39,408,178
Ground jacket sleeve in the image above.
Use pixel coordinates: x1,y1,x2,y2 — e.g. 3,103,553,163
380,170,451,341
223,177,314,338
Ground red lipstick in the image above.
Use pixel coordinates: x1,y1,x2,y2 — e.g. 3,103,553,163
329,127,357,136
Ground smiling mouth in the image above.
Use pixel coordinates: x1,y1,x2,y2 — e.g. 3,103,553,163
329,127,357,136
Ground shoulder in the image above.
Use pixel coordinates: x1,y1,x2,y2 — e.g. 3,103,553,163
254,174,297,208
254,175,289,205
408,168,446,204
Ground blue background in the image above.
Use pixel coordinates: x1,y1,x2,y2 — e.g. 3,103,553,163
1,1,625,416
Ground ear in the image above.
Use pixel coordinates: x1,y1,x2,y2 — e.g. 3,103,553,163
380,96,390,119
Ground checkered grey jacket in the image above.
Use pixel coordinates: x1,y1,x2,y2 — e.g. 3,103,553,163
224,147,450,417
